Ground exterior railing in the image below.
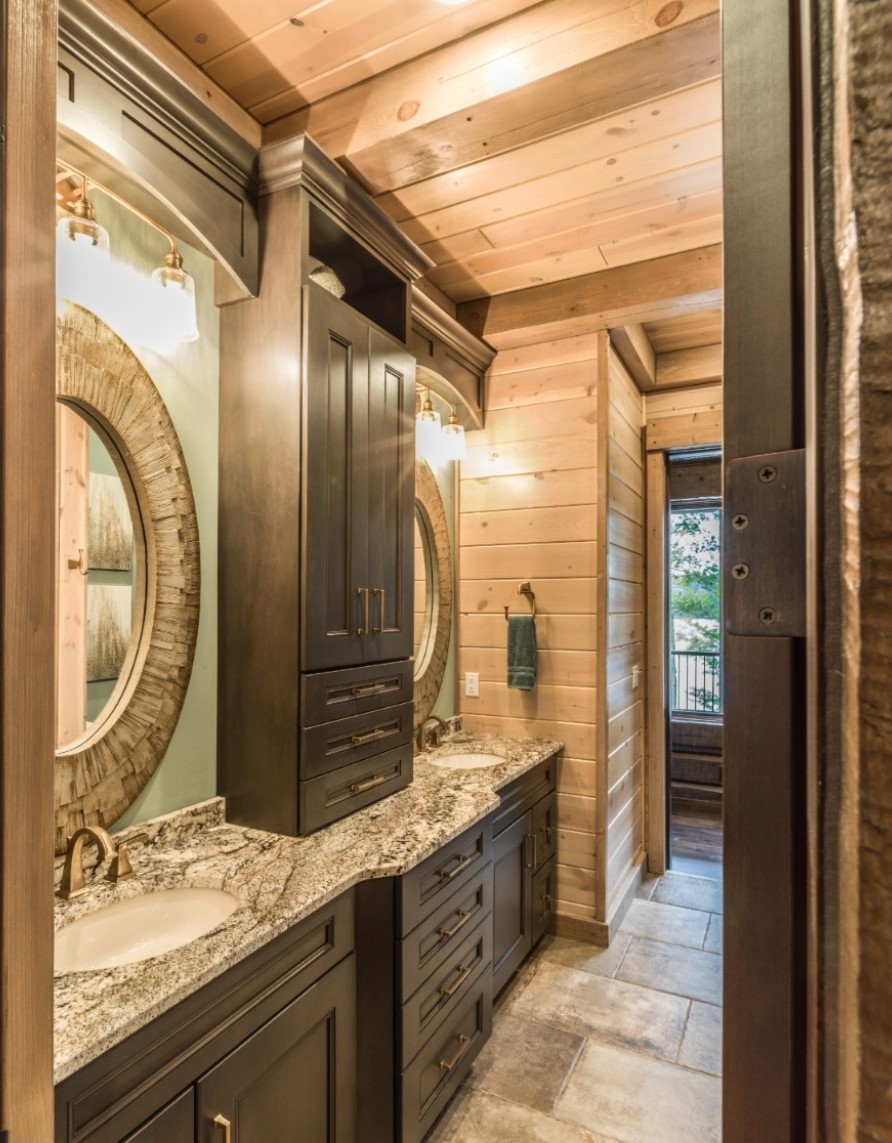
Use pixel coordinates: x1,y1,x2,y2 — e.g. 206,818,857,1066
671,650,722,713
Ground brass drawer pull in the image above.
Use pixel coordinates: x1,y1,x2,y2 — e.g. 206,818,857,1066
356,587,370,636
350,773,387,794
350,727,386,746
213,1114,232,1142
439,964,471,999
526,833,538,870
437,908,471,940
439,1033,470,1072
372,586,384,634
351,681,387,697
437,853,470,881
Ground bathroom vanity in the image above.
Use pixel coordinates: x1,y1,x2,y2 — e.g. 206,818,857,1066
53,736,559,1143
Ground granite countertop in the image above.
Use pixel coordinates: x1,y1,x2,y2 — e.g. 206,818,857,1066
54,731,561,1082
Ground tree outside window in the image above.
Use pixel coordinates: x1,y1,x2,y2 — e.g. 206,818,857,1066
669,507,721,713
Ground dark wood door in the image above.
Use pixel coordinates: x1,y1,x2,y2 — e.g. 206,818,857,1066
303,287,370,671
195,953,356,1143
123,1089,194,1143
365,326,414,664
491,812,533,996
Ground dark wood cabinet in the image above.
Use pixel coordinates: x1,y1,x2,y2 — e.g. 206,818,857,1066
356,819,494,1143
303,285,414,672
55,891,356,1143
491,759,557,997
219,135,427,837
196,953,356,1143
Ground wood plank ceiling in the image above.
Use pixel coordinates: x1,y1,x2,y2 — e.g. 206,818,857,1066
129,0,723,378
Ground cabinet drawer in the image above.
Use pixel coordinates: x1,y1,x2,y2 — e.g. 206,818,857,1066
399,869,493,1000
300,744,412,833
300,701,413,779
400,917,492,1066
532,792,557,869
302,661,414,725
532,858,556,947
399,977,493,1143
399,819,492,937
491,755,557,837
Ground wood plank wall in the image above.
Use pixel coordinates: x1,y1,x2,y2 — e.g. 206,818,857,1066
603,345,647,919
645,382,722,451
458,333,601,932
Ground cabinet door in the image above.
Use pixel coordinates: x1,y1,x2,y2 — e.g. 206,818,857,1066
365,326,414,663
123,1089,194,1142
196,953,356,1143
492,812,533,997
303,286,370,670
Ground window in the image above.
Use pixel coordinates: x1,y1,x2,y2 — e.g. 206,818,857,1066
669,505,722,713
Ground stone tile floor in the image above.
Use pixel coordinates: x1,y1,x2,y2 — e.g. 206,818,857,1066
427,871,723,1143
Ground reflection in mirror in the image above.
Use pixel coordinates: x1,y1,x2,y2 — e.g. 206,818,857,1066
56,402,145,750
413,460,453,731
414,508,435,667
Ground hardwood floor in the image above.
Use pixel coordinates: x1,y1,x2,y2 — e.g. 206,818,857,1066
670,797,723,880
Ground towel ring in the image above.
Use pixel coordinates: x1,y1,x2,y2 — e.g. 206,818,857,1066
504,581,536,622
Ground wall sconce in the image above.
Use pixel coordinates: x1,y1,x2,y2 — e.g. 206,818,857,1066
56,165,200,348
415,388,466,463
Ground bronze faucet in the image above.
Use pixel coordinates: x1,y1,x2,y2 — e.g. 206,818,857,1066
57,825,116,900
415,715,448,754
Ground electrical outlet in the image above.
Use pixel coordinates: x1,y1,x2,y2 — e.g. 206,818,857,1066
465,671,480,698
632,665,641,689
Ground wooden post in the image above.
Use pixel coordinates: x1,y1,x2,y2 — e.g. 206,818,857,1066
0,0,58,1137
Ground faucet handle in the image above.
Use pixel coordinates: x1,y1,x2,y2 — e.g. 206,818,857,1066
105,832,149,884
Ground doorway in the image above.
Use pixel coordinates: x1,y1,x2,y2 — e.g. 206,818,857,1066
666,453,723,880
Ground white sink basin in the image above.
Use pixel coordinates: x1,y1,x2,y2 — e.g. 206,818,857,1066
55,887,239,973
429,752,506,770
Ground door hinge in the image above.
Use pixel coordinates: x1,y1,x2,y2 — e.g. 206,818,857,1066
725,449,806,637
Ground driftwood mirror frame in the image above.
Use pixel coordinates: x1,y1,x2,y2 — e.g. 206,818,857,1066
54,305,200,853
413,459,453,731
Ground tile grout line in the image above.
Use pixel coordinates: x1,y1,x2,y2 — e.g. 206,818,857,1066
674,998,693,1065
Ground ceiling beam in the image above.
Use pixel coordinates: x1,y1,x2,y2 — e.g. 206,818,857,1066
656,342,723,387
455,245,723,350
264,1,720,194
610,325,657,391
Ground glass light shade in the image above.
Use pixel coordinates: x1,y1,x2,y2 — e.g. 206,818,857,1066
151,250,199,343
56,212,110,256
415,391,442,462
441,409,466,460
56,211,112,317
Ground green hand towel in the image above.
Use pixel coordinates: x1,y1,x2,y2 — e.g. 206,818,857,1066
507,614,537,691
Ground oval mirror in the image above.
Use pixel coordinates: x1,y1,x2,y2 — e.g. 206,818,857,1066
413,460,453,731
55,305,200,853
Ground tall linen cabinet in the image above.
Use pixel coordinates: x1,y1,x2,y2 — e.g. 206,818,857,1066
218,135,431,836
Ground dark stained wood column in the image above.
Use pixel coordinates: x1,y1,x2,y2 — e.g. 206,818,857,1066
722,0,809,1140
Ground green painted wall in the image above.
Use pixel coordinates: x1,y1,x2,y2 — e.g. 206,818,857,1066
64,193,220,829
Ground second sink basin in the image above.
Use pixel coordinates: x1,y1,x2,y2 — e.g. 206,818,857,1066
55,887,239,973
429,752,506,770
